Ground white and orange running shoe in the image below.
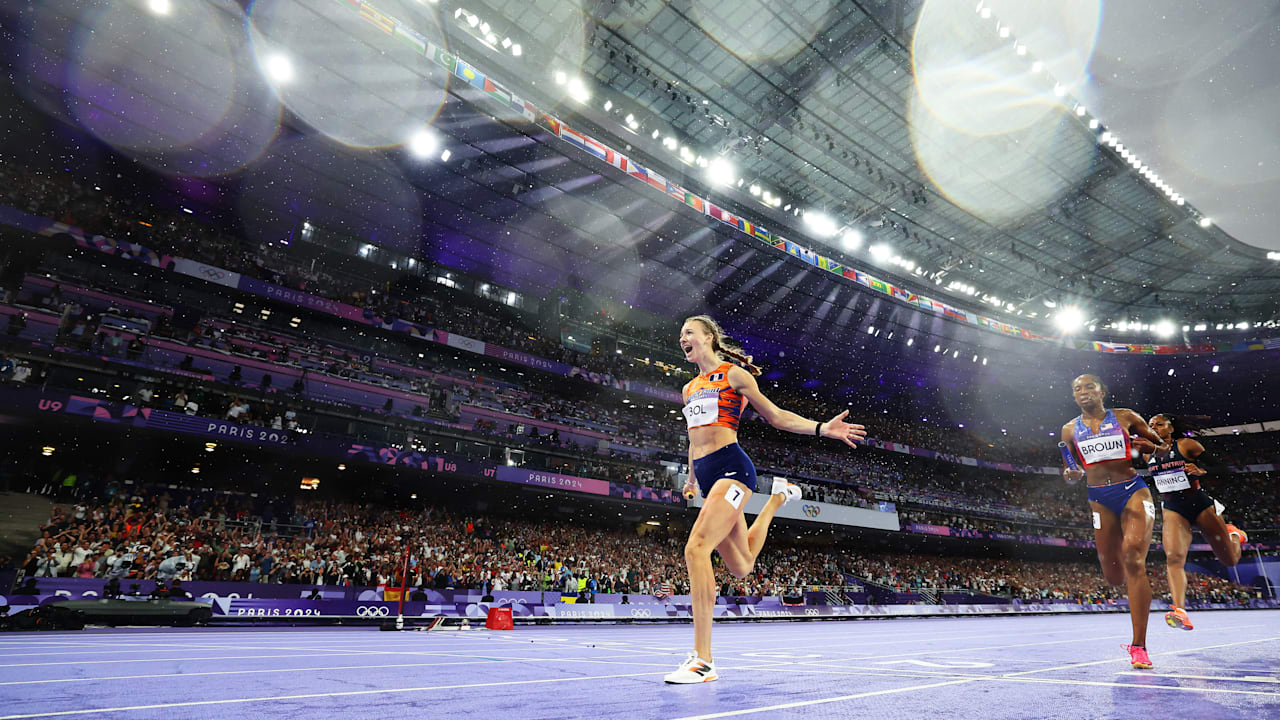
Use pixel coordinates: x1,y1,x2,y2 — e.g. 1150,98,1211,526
1165,606,1194,631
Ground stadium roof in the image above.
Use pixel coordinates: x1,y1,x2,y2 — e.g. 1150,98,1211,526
6,0,1279,355
450,0,1280,328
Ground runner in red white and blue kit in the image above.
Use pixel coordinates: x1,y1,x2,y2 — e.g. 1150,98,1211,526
1060,374,1169,670
1144,413,1247,632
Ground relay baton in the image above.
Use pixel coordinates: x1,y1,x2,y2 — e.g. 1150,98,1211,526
1057,441,1080,471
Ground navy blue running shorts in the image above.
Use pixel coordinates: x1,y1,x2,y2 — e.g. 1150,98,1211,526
691,443,758,498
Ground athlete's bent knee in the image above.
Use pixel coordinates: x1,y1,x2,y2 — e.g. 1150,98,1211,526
1165,550,1187,568
684,533,714,559
726,560,754,580
1120,548,1146,576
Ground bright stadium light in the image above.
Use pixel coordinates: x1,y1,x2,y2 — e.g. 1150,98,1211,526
567,77,590,103
803,212,838,237
264,53,294,84
706,157,735,186
148,0,171,15
841,230,863,251
407,130,437,159
1153,319,1175,338
869,243,892,260
511,44,522,56
1199,217,1213,228
1055,306,1086,333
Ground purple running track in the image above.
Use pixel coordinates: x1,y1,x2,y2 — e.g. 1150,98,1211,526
0,611,1277,719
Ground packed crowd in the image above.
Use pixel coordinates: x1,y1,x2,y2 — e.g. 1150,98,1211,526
842,552,1254,605
18,483,1258,607
5,275,1278,541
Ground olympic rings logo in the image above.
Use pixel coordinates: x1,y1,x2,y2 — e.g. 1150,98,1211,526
356,606,391,617
802,504,821,517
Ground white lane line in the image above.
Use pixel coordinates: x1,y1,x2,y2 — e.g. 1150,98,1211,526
1002,636,1280,678
0,645,384,658
789,634,1280,681
668,678,982,720
0,645,701,666
1117,672,1280,684
0,652,693,686
669,636,1280,719
735,622,1271,666
0,668,686,719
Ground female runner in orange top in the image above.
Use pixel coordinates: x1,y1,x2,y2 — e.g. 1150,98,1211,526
663,315,865,684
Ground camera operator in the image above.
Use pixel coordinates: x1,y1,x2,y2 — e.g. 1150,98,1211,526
167,579,192,600
105,552,136,581
156,551,188,585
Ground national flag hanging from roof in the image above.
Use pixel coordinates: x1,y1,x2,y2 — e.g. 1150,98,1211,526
708,202,738,226
453,58,488,90
640,166,667,193
429,45,456,73
393,24,427,55
817,256,842,273
538,112,562,136
482,77,512,106
683,190,705,213
561,125,608,162
509,93,536,122
359,4,397,34
751,225,772,243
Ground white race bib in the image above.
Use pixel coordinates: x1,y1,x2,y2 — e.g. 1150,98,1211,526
682,395,718,429
1153,468,1191,494
1076,435,1128,464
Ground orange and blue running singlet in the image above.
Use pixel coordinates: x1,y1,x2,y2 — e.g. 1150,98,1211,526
682,362,747,431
